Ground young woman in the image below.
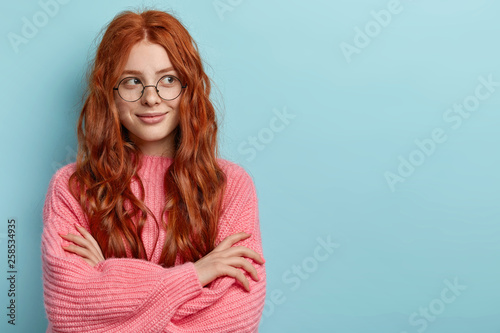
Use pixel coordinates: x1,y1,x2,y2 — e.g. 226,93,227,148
41,9,266,333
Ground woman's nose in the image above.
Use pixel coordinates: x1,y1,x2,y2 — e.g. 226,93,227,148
141,85,161,105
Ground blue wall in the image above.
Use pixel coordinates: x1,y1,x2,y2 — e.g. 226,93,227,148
1,0,499,332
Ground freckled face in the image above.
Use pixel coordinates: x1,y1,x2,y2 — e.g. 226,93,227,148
114,40,183,157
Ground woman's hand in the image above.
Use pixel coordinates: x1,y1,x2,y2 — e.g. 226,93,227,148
194,232,265,292
59,225,105,267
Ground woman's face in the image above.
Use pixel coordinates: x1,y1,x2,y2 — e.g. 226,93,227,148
114,39,181,157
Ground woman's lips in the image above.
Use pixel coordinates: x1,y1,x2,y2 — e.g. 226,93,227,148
136,112,167,124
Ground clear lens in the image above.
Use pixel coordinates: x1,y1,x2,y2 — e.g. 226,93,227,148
157,75,182,100
118,77,143,101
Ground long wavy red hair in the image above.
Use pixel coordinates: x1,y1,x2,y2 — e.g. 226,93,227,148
68,9,226,267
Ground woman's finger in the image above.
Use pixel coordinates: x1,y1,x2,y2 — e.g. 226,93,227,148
62,243,96,262
214,232,251,251
81,258,96,266
220,265,250,291
62,244,99,266
75,226,105,261
221,246,265,264
60,232,93,249
221,256,260,281
59,232,103,265
75,225,102,253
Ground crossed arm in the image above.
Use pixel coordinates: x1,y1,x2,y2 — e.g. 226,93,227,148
60,227,264,291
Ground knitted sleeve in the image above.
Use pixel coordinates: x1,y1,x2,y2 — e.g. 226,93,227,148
166,162,266,333
41,166,203,333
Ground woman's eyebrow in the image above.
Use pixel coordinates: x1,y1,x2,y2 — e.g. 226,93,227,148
156,67,176,75
121,67,176,75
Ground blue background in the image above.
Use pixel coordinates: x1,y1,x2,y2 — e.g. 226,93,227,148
1,0,499,332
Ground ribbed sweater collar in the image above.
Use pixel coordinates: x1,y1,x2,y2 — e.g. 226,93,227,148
137,154,174,180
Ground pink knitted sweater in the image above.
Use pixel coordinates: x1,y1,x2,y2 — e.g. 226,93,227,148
41,155,266,332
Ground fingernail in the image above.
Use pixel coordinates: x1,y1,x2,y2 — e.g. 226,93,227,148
58,232,66,237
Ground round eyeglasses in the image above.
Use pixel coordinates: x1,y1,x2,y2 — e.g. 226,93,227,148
113,75,187,102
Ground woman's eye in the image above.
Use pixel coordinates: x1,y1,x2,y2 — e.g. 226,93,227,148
123,78,141,86
160,76,176,85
